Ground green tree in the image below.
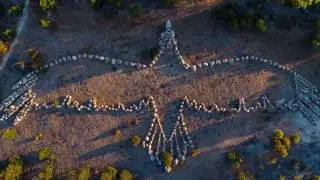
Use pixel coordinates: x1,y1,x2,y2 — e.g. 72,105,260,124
39,147,55,161
0,155,23,180
78,165,91,180
106,0,124,10
119,169,133,180
38,163,54,180
101,166,118,180
2,128,18,140
161,152,173,168
255,19,267,32
131,135,141,147
40,0,57,11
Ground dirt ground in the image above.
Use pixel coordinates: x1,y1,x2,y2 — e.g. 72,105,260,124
0,0,320,179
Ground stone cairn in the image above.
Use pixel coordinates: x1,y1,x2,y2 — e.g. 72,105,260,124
0,20,319,173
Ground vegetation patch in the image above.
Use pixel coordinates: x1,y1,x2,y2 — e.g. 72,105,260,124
0,40,8,56
38,147,55,161
38,162,54,180
0,155,23,180
2,128,18,140
78,165,91,180
101,166,118,180
131,135,141,147
119,169,133,180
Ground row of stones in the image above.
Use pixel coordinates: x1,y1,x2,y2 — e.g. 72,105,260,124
142,95,193,173
182,55,295,73
37,53,149,72
34,95,150,113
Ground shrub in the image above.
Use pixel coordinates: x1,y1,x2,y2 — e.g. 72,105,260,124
0,155,23,180
128,3,142,17
282,135,291,150
78,165,91,180
238,171,247,180
101,166,118,180
40,0,57,11
67,170,77,179
312,39,320,48
8,6,22,16
273,129,284,140
279,175,285,180
291,132,300,145
0,40,8,56
114,128,122,139
2,128,18,140
150,48,160,60
2,29,16,40
227,151,243,163
290,0,314,9
38,147,55,161
38,162,54,180
255,19,266,32
40,18,51,28
131,135,141,147
106,0,124,10
293,176,301,180
161,151,173,168
267,157,277,166
119,169,133,180
314,176,320,180
52,99,60,108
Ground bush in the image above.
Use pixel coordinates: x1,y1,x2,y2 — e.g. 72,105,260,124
8,6,22,16
78,165,91,180
40,0,57,11
227,151,243,162
131,135,141,147
267,157,278,166
293,176,301,180
150,48,160,60
119,169,133,180
67,170,77,179
2,29,16,41
39,147,55,161
38,162,54,180
314,176,320,180
0,40,8,56
0,155,23,180
255,19,267,32
279,175,285,180
106,0,124,10
291,132,300,145
290,0,314,9
238,171,247,180
273,129,285,140
128,3,142,17
312,38,320,48
114,128,122,139
40,18,51,28
52,99,60,108
161,151,173,168
2,128,18,140
101,166,118,180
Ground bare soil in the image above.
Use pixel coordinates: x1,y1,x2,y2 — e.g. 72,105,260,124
0,0,320,179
